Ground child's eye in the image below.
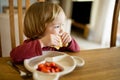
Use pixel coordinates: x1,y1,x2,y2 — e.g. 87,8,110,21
54,26,60,28
62,24,64,26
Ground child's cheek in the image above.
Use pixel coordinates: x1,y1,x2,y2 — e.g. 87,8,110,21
52,29,60,35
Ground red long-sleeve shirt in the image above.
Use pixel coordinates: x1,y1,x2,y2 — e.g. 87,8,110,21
10,38,80,63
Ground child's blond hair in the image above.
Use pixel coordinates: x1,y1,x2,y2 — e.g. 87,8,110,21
24,2,64,39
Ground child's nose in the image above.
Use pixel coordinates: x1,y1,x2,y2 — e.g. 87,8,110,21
60,25,63,31
59,28,63,35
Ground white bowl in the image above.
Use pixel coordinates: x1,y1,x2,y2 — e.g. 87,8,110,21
24,51,85,80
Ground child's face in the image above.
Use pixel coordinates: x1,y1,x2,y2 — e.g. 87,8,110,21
44,11,66,36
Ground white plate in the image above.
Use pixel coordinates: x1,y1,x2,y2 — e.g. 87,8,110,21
24,51,85,80
71,56,85,67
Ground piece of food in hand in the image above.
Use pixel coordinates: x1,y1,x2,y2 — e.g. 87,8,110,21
37,62,62,73
54,38,62,50
63,43,68,47
54,37,68,50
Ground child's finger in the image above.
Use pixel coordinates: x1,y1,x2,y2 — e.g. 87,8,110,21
51,34,61,46
61,32,67,40
63,35,72,45
51,34,60,42
51,38,59,46
61,33,68,42
63,37,70,45
62,35,68,43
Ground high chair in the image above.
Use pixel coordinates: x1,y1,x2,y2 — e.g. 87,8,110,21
0,0,45,57
110,0,120,47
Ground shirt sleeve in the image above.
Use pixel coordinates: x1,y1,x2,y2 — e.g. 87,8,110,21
59,38,80,52
10,39,42,63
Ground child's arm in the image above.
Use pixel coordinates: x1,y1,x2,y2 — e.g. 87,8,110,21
66,38,80,52
59,32,80,52
10,39,42,63
59,38,80,52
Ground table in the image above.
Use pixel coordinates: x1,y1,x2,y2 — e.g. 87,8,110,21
0,47,120,80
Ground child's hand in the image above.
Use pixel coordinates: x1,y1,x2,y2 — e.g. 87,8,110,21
60,32,72,46
40,34,61,47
